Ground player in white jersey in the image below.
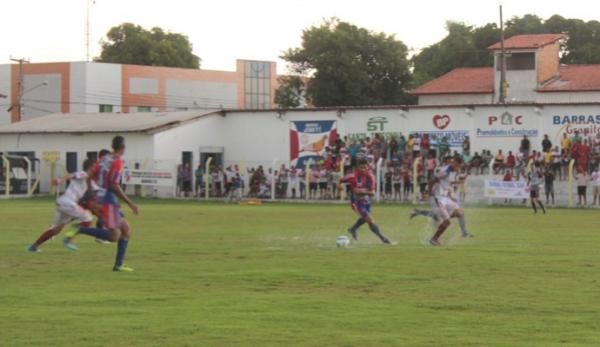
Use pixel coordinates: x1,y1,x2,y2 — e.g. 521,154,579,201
411,157,472,246
27,159,95,252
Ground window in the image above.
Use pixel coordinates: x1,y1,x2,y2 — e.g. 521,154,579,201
244,61,272,109
497,53,535,71
99,104,113,113
137,106,152,112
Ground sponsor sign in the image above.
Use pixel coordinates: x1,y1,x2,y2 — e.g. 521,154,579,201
123,169,175,186
433,114,451,130
290,120,337,168
409,130,469,149
551,114,600,141
484,179,528,199
476,111,538,137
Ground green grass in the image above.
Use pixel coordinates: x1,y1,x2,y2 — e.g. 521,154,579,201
1,198,600,346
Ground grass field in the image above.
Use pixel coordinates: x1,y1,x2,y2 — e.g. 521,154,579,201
1,198,600,346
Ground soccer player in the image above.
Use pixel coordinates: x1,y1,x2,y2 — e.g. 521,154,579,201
339,160,390,244
428,157,472,246
528,164,546,214
27,159,96,252
66,136,139,271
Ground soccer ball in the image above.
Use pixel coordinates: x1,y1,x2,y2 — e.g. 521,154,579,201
336,235,350,248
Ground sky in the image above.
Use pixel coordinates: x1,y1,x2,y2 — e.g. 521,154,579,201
0,0,598,73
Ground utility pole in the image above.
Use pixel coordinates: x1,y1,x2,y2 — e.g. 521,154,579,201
9,57,30,121
498,5,508,104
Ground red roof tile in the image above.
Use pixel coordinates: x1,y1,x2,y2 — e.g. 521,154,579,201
409,67,494,95
539,65,600,92
488,34,565,50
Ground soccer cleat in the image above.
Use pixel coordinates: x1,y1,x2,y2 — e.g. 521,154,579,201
113,265,134,272
409,209,418,219
462,232,475,238
62,238,78,251
429,238,442,246
382,238,391,245
347,228,358,241
64,229,77,239
95,238,111,244
27,244,41,252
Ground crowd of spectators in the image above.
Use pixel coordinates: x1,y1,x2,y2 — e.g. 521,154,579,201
174,130,600,205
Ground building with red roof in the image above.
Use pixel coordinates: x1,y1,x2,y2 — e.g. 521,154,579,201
411,34,600,105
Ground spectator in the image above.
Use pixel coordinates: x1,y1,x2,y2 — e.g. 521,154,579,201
544,167,555,205
520,135,531,160
561,133,570,153
438,136,450,159
542,134,552,153
575,166,589,206
398,135,407,155
182,163,192,197
194,164,204,197
412,134,421,158
176,164,183,197
572,130,582,144
393,169,402,201
493,150,505,174
506,151,516,174
550,146,561,180
421,134,430,156
462,136,470,156
592,167,600,206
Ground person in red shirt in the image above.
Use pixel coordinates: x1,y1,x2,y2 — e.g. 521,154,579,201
339,160,390,244
505,151,516,174
66,136,139,272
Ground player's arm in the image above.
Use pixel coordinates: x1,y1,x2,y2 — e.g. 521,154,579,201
52,173,74,185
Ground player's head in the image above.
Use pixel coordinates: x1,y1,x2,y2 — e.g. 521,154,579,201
82,158,94,172
99,149,110,159
357,159,369,175
112,136,126,155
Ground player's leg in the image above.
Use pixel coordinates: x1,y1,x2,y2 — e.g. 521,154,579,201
362,208,390,244
430,203,451,245
530,191,538,213
29,223,65,252
113,218,133,272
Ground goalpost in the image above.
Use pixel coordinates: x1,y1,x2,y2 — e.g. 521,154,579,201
1,154,41,198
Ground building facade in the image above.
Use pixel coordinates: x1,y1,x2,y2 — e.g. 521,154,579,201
0,59,279,125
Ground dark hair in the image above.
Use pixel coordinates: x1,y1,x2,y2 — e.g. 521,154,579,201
99,149,110,158
83,159,94,171
112,136,125,151
357,159,369,167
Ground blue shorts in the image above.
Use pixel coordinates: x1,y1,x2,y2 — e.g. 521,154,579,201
351,200,371,218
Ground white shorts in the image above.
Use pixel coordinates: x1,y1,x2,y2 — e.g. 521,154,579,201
52,200,92,227
432,196,460,221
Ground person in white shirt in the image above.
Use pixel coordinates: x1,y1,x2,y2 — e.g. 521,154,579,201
591,168,600,206
28,160,96,252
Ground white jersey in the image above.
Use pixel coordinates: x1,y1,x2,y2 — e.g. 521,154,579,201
57,171,89,205
434,165,453,198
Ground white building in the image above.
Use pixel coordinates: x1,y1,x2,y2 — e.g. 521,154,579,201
1,102,599,195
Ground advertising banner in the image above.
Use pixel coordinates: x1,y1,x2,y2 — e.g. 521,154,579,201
484,179,528,199
123,169,175,186
409,130,469,150
290,120,337,168
476,111,539,138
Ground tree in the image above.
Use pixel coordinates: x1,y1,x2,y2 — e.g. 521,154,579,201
97,23,200,68
412,14,600,86
274,76,305,108
412,22,499,88
281,19,412,107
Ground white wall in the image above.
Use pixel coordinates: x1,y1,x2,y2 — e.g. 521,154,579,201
0,133,154,192
166,80,238,110
0,65,11,125
84,63,122,113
